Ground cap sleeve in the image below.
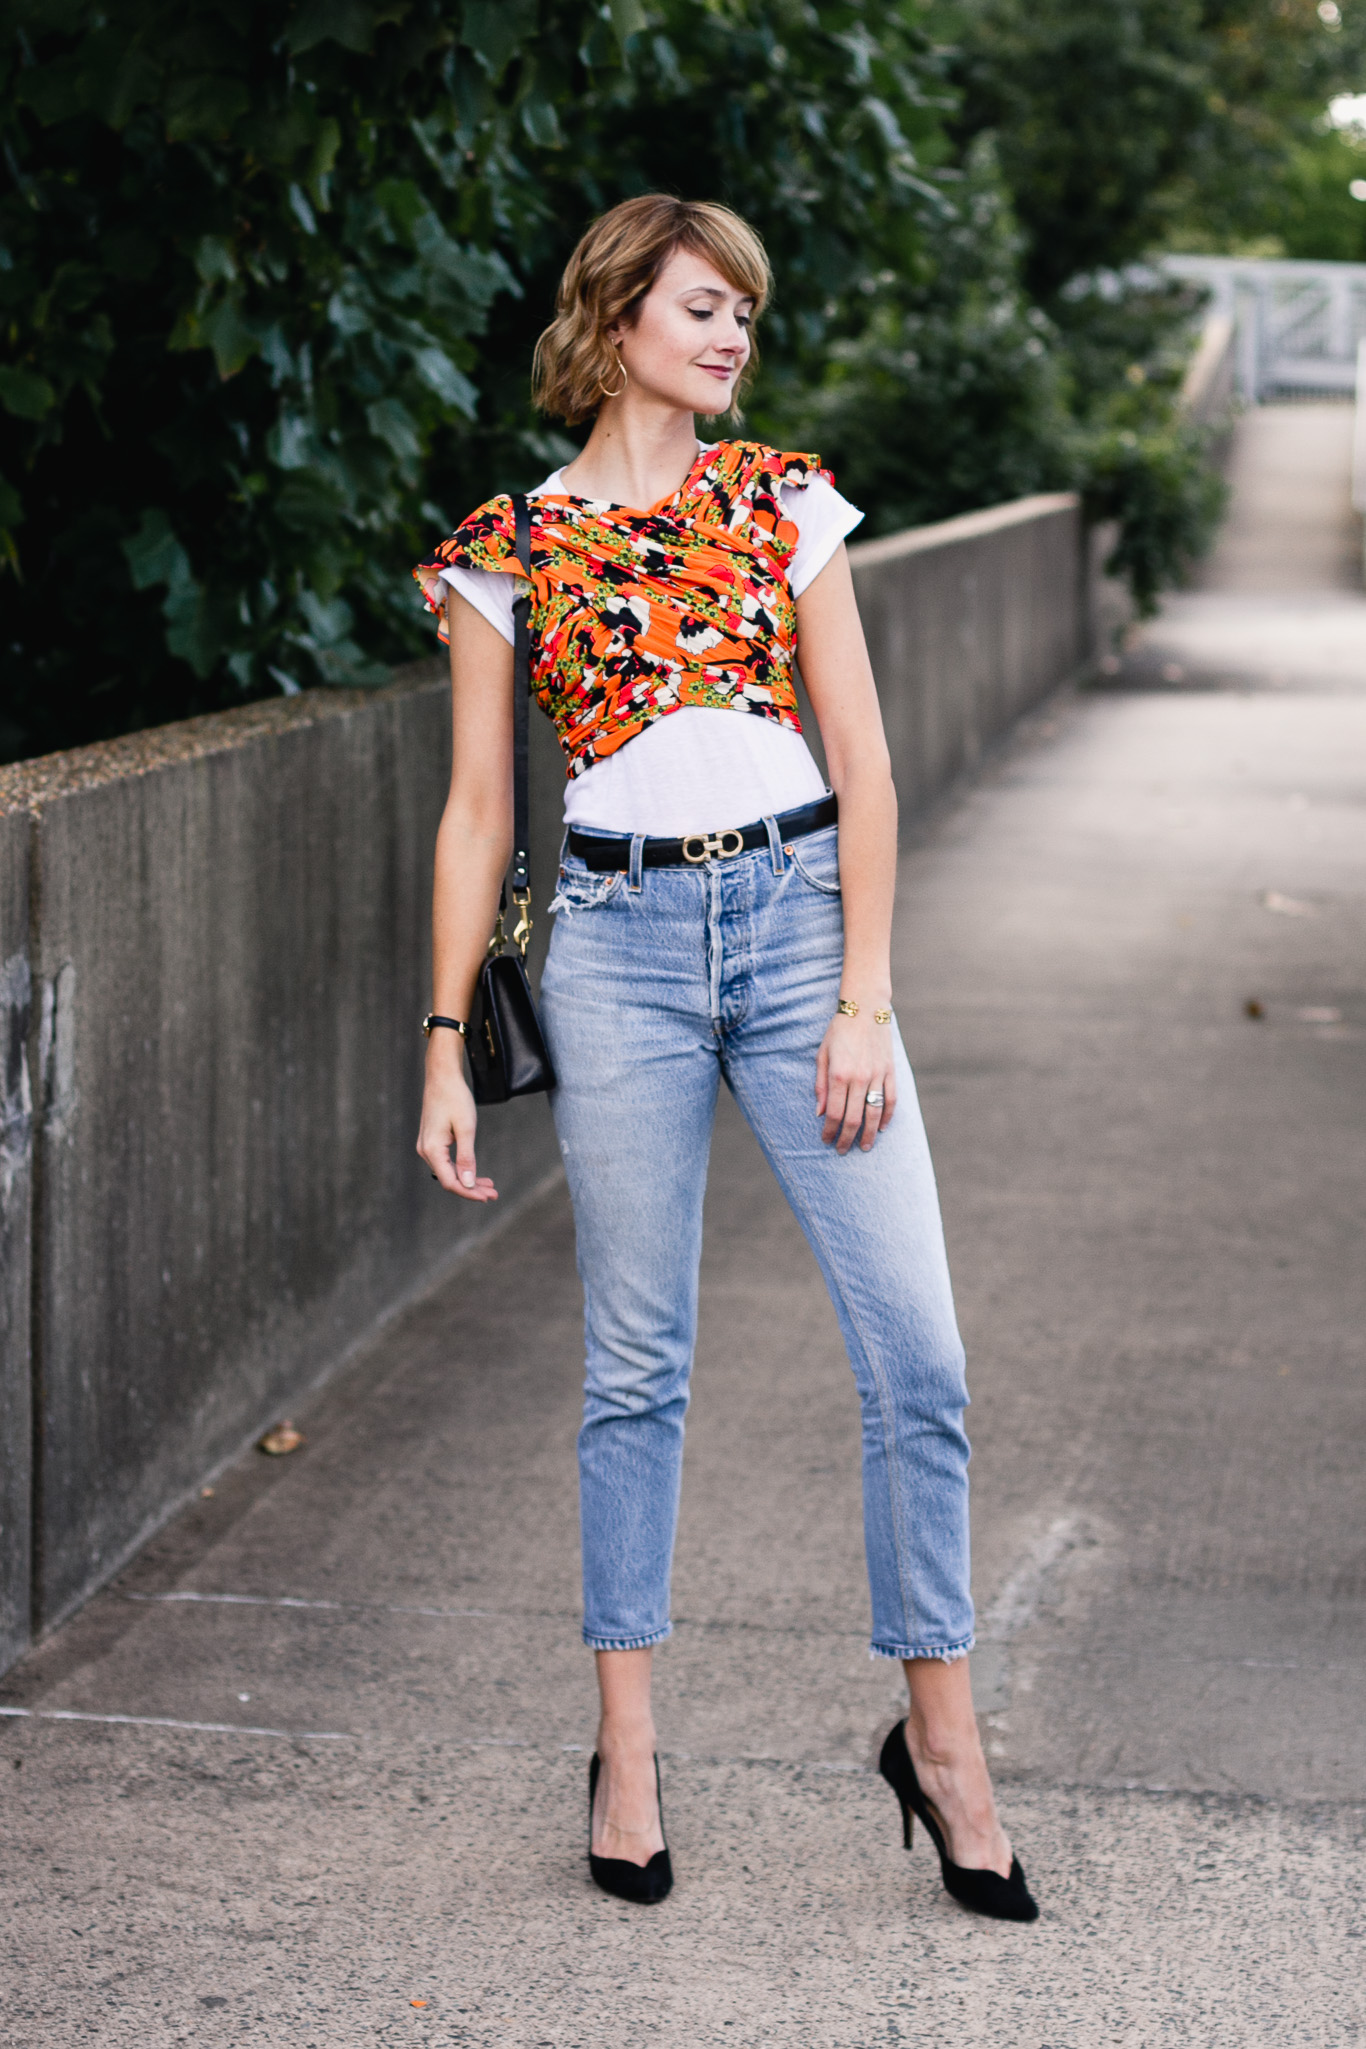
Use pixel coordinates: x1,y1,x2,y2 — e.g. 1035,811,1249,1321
783,473,864,596
413,495,521,643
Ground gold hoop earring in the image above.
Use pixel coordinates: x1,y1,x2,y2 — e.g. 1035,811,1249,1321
598,348,628,400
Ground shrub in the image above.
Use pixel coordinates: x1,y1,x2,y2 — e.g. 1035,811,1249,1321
777,143,1227,612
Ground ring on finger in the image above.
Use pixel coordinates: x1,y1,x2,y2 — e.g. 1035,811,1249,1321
866,1088,885,1107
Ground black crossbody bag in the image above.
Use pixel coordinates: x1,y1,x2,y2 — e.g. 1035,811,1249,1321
466,494,556,1105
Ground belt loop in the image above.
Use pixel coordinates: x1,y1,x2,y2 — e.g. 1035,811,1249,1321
762,813,785,876
627,832,646,893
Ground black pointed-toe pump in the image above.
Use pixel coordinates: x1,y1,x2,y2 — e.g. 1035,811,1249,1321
879,1719,1038,1922
587,1753,674,1904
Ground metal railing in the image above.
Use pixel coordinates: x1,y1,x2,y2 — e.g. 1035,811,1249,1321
1161,255,1366,401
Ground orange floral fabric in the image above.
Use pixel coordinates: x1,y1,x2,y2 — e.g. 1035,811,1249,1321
414,439,832,780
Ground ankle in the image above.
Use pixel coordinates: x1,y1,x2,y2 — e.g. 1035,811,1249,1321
597,1717,657,1759
905,1710,982,1775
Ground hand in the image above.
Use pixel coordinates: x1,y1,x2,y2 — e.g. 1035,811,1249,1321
815,1009,896,1154
416,1046,499,1202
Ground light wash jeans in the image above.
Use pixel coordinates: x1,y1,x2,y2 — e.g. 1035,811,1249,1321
540,821,974,1664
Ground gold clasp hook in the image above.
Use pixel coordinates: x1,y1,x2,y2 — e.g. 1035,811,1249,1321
511,887,533,959
486,909,506,958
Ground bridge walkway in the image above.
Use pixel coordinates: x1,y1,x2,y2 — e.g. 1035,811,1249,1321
1,406,1363,2045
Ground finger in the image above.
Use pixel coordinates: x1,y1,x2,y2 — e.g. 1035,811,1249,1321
418,1129,462,1194
453,1121,481,1194
836,1077,868,1154
860,1071,895,1148
860,1093,887,1149
421,1138,498,1202
821,1072,850,1145
814,1039,829,1117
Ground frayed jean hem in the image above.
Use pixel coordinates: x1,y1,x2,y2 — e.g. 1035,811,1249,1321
870,1636,974,1664
582,1624,673,1652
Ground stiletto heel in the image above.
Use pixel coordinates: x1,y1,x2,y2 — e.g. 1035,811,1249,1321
879,1719,1038,1923
588,1753,673,1904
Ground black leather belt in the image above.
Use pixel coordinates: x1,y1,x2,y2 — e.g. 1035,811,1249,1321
568,794,838,872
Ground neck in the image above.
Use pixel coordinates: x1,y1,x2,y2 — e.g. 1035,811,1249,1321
561,397,707,508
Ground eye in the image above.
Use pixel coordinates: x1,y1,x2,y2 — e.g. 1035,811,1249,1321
687,305,713,320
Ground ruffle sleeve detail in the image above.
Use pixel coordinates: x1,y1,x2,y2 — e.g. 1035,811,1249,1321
413,495,523,645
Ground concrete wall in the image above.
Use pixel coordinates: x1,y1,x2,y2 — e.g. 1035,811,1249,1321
0,809,32,1671
0,490,1094,1672
848,494,1088,817
1181,314,1237,430
0,674,567,1649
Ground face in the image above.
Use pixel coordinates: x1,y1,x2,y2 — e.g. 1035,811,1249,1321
608,245,755,416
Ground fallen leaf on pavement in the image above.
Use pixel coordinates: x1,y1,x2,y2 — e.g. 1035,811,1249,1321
258,1421,305,1456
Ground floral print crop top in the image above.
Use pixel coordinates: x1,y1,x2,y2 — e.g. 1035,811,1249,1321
414,439,832,781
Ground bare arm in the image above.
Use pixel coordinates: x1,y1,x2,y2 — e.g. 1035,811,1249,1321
793,543,899,1154
415,588,516,1201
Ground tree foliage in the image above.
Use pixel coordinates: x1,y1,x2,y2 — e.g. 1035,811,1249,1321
1256,124,1366,261
3,0,554,754
944,0,1366,295
776,138,1071,535
0,0,948,760
11,0,1303,761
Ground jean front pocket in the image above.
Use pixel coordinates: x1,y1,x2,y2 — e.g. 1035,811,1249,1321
549,863,623,917
788,827,841,896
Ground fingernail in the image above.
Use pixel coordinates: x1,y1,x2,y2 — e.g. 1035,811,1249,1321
461,1169,475,1187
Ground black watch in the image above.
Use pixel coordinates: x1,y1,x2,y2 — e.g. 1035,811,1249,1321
423,1014,468,1038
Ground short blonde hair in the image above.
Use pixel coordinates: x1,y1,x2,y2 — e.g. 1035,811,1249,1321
532,195,771,426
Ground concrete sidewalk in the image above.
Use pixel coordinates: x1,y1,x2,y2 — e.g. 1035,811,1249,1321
1116,403,1366,692
3,405,1365,2043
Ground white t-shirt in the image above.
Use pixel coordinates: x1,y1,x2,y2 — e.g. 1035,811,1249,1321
438,456,863,835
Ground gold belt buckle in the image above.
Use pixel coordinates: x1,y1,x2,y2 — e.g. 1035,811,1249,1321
680,828,746,864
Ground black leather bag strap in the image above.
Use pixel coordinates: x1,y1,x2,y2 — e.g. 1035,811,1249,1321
510,493,532,900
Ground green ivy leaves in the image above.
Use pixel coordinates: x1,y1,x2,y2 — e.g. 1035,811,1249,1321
1,0,962,761
122,509,219,677
462,0,538,80
285,0,380,57
1,0,552,726
0,368,56,420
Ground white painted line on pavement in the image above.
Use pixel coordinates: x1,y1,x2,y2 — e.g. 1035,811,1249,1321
131,1590,346,1610
0,1705,352,1740
123,1590,510,1619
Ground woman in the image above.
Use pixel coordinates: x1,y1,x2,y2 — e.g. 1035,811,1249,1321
415,195,1036,1923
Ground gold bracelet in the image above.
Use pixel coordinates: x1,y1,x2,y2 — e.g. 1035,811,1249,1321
837,998,894,1025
